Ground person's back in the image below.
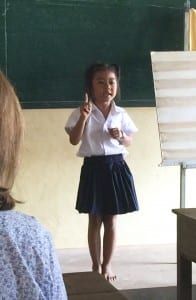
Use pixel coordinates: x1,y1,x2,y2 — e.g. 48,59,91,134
0,210,67,300
0,71,67,299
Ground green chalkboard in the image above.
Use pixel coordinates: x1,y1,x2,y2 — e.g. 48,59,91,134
0,0,192,108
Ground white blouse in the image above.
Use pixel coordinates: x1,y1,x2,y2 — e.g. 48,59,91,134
65,102,138,157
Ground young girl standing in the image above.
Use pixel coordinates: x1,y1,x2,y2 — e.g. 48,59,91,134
65,63,139,281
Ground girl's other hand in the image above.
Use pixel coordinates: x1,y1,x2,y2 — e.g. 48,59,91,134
108,127,122,140
80,93,92,121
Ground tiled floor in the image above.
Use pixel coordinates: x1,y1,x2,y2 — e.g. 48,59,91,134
57,244,196,299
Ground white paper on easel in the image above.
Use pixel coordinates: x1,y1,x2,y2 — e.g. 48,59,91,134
151,51,196,168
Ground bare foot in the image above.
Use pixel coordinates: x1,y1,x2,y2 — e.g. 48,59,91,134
101,264,116,281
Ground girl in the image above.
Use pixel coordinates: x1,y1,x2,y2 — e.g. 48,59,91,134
65,63,139,281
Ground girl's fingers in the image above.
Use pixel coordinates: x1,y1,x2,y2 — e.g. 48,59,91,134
109,128,121,138
81,95,92,117
84,93,89,103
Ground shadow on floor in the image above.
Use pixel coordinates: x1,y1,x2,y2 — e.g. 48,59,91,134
121,285,196,300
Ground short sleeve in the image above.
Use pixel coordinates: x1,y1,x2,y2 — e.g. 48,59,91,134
121,111,138,135
65,108,80,135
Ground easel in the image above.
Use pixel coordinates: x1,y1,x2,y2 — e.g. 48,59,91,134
180,0,191,208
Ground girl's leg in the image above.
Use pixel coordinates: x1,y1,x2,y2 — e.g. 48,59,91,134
102,214,117,281
88,214,102,273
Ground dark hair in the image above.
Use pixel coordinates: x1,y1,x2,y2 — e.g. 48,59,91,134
0,188,16,210
84,63,121,101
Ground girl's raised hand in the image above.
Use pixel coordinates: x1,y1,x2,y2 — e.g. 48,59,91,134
80,93,92,121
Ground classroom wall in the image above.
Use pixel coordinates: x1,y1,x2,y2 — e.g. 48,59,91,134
12,107,194,249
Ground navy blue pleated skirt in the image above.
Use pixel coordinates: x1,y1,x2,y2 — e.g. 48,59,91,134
76,154,139,215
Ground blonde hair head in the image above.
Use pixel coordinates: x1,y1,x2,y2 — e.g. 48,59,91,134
0,71,24,210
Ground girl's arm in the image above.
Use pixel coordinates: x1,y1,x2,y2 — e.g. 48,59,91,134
69,94,92,145
69,115,87,145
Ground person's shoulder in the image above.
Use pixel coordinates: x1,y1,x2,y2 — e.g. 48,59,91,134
8,210,48,233
114,104,127,114
0,210,47,238
11,210,36,222
0,210,31,222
